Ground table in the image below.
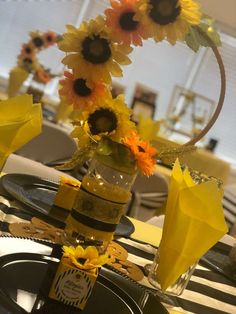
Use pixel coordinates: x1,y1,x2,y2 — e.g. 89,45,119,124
0,168,235,314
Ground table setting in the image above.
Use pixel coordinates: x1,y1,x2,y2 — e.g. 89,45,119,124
1,0,236,313
0,159,235,314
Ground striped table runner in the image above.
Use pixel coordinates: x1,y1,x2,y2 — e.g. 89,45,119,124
0,202,236,314
117,237,236,314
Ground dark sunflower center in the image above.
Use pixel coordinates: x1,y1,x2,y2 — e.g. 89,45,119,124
119,11,139,31
46,35,53,42
77,258,86,265
23,58,33,65
138,146,145,153
149,0,181,25
32,37,44,48
88,108,118,135
73,78,92,97
25,47,32,54
81,35,111,64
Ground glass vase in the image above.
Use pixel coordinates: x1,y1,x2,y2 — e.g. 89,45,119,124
63,155,136,253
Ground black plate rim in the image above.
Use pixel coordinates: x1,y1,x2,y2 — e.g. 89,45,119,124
1,174,135,236
1,173,58,213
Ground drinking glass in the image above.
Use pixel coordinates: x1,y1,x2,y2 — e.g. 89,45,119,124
146,250,197,296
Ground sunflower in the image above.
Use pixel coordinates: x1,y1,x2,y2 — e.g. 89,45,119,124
30,31,45,49
135,0,201,44
58,15,133,84
20,43,36,59
63,245,109,270
43,31,57,48
59,71,109,110
17,54,38,72
105,0,145,46
123,131,157,176
82,94,135,142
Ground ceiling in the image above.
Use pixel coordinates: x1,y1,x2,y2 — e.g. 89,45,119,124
198,0,236,37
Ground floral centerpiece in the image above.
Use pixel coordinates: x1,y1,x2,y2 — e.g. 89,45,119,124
56,0,222,249
58,0,221,176
8,30,60,98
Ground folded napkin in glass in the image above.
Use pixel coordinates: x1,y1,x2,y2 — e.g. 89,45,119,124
156,159,228,291
0,94,42,171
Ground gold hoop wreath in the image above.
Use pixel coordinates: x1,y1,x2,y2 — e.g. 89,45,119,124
185,27,225,146
56,0,226,175
8,30,60,97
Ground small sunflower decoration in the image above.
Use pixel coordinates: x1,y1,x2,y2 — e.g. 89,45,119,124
58,15,133,84
135,0,201,44
30,31,45,49
43,31,58,48
59,71,109,111
20,43,36,59
74,94,135,143
105,0,146,46
17,54,38,73
63,245,109,270
123,131,157,176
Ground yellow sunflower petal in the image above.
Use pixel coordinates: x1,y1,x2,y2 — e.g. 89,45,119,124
65,24,78,34
84,246,99,260
62,245,76,257
113,50,132,65
110,62,123,77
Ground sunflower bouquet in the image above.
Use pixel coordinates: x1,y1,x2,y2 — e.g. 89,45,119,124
57,0,221,177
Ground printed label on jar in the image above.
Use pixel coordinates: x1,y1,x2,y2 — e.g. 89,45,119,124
73,187,126,224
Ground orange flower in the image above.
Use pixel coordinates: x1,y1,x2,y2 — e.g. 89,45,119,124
35,69,52,83
59,71,109,110
123,131,157,176
43,31,57,48
20,43,36,58
105,0,145,46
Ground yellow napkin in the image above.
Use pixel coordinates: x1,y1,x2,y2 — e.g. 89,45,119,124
8,67,29,97
0,94,42,170
157,159,228,291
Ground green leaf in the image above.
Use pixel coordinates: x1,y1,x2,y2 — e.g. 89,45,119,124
96,138,113,156
185,26,201,52
197,24,222,47
95,137,137,174
185,23,221,52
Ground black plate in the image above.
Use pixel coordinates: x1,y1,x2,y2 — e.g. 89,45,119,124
0,253,167,314
1,174,135,236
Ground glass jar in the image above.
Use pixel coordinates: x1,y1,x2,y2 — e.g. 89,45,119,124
63,155,136,253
